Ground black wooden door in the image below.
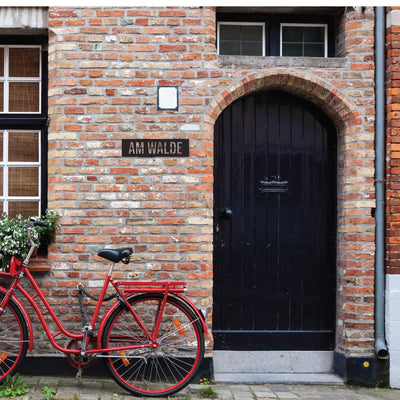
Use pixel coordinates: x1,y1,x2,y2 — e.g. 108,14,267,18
213,90,337,350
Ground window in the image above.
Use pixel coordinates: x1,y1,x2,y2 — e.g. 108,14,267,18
281,24,327,57
218,22,265,56
0,38,47,218
216,9,337,57
0,130,41,216
0,46,42,113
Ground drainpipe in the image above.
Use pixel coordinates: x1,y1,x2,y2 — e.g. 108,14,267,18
374,6,389,359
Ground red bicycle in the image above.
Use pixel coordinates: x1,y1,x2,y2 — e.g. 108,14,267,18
0,218,207,397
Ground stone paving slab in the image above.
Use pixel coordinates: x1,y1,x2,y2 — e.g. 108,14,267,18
15,376,400,400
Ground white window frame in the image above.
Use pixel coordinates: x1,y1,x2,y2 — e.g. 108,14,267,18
0,129,42,215
0,45,42,114
217,21,266,56
280,23,328,58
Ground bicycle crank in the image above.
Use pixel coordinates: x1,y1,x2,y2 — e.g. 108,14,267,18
66,339,97,370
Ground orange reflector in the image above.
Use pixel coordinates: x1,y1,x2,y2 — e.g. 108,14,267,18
118,350,130,367
174,319,186,335
0,352,7,364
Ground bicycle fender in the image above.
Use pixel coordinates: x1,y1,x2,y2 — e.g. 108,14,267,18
0,286,34,352
96,293,209,349
172,294,208,334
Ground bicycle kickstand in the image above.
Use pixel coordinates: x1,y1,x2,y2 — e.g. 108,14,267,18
76,369,82,382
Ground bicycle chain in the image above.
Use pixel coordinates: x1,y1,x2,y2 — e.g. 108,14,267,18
76,283,116,328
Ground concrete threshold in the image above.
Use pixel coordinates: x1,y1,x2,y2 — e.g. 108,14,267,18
213,350,343,385
214,372,344,385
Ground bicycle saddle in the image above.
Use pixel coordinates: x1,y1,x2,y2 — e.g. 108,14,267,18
97,248,133,263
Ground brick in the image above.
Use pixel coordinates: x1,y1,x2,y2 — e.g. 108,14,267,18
159,44,187,51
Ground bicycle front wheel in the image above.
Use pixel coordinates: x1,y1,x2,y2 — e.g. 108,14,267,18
0,292,29,383
101,293,205,397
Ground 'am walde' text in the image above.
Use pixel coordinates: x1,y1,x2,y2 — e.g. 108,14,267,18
122,139,189,157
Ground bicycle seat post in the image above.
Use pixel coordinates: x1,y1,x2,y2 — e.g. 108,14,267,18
107,262,116,277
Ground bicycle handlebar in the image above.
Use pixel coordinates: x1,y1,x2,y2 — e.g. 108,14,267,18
32,220,49,228
28,218,49,228
26,219,50,248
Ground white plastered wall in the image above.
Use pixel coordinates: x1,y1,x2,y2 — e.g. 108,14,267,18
386,8,400,390
0,7,47,29
386,274,400,387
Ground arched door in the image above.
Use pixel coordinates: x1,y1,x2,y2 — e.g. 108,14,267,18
213,90,337,350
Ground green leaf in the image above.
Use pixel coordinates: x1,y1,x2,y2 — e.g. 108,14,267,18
0,373,29,397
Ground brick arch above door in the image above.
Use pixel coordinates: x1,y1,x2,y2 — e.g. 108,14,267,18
205,69,361,132
205,69,376,357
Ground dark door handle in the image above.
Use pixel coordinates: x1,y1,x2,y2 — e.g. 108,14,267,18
221,207,233,219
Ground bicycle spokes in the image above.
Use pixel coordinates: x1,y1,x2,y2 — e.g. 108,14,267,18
0,295,29,383
101,293,204,397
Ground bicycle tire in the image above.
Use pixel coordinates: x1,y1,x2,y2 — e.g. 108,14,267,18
0,292,29,383
101,293,205,397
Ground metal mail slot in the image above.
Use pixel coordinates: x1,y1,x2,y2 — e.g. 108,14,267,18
258,179,289,194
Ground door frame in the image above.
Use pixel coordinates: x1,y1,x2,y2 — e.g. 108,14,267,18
206,69,374,363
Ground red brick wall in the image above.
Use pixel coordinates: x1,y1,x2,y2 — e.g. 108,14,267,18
46,6,216,352
45,6,376,357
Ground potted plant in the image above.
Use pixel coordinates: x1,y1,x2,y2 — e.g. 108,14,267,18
0,210,60,271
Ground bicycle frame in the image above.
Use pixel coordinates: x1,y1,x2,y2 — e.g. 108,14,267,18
0,256,207,357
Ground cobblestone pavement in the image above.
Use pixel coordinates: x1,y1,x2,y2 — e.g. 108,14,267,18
19,375,400,400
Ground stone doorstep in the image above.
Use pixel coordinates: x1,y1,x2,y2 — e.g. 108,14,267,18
212,351,343,386
213,373,344,385
213,351,335,374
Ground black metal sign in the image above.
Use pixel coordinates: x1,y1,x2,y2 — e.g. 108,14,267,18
122,139,189,157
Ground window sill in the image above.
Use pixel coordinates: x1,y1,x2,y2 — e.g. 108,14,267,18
28,265,50,272
217,55,347,69
28,255,50,272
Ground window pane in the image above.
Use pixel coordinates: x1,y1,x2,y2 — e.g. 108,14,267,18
242,42,263,56
9,167,38,196
9,82,40,112
0,48,4,76
282,26,302,42
8,131,39,162
219,41,241,55
282,43,303,56
304,43,325,57
0,167,3,195
220,25,241,41
0,132,3,162
304,27,324,43
242,25,263,41
9,48,40,77
8,201,39,219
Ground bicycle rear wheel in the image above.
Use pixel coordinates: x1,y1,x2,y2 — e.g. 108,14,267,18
101,293,204,397
0,292,29,383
